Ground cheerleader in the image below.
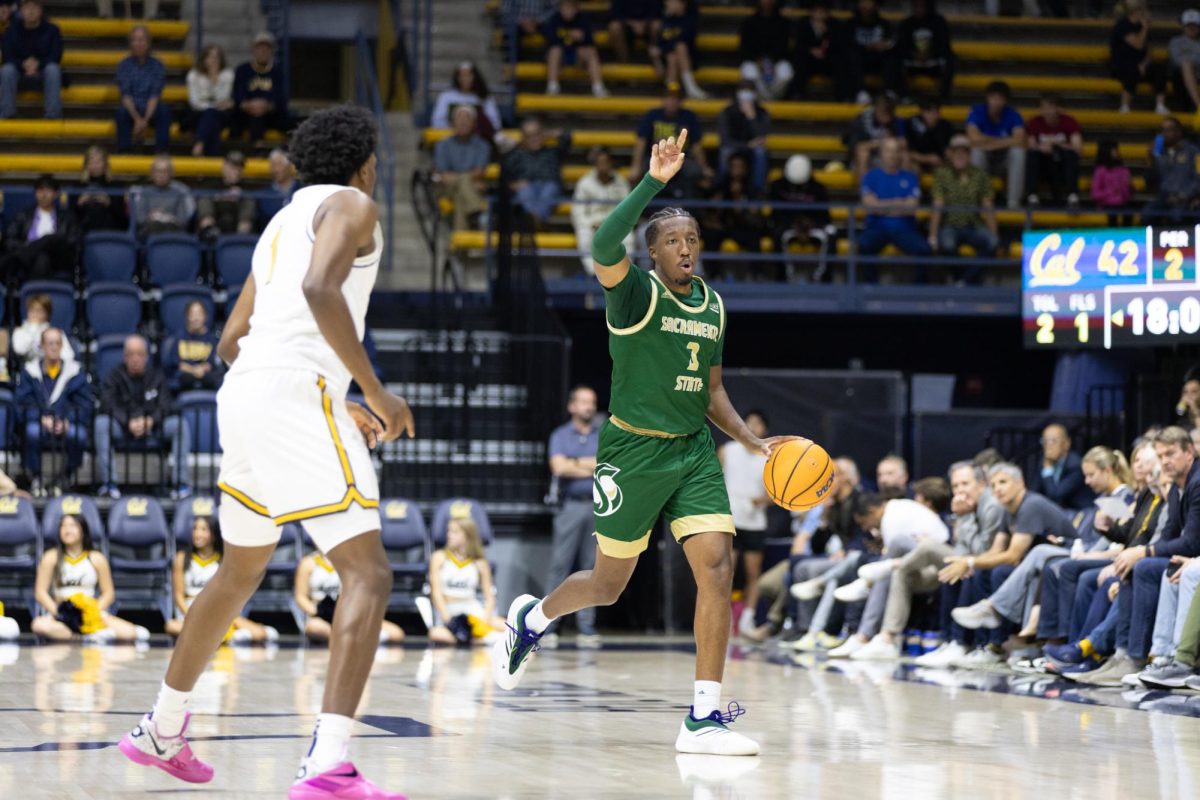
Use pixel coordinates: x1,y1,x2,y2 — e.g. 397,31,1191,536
425,518,506,645
294,552,406,643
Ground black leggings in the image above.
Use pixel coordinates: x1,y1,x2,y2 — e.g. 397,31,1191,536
1112,57,1166,95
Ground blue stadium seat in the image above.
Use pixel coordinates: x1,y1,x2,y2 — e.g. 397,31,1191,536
379,498,431,605
215,234,257,289
86,282,142,337
0,495,42,616
106,495,173,621
145,233,202,287
93,333,129,382
41,495,105,553
172,495,218,547
430,497,494,548
0,388,13,450
83,231,137,284
177,390,220,454
159,285,216,338
0,184,35,229
20,280,75,331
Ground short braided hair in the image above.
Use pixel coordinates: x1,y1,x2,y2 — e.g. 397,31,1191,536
645,207,698,248
288,105,378,186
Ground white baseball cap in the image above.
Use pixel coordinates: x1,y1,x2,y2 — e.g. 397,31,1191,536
1183,9,1200,25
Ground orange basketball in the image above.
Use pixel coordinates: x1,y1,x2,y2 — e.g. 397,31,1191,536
763,440,835,511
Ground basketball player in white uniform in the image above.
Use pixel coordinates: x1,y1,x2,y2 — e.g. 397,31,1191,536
119,106,414,800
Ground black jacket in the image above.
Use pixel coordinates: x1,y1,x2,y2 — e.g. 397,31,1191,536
99,365,172,428
738,9,790,63
896,11,952,66
5,206,80,253
1154,460,1200,559
1103,487,1167,547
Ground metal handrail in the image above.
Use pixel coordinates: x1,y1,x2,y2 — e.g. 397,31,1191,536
355,30,397,272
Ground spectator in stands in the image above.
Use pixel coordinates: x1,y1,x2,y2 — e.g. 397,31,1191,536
789,0,849,102
721,410,772,637
94,334,192,500
1030,422,1093,510
718,81,771,192
1024,92,1083,208
1145,116,1200,224
877,454,911,494
857,138,930,276
15,327,89,491
1171,10,1200,112
131,155,195,237
1092,139,1134,226
846,0,899,105
12,293,74,368
232,32,288,148
738,0,792,100
1,174,78,283
115,25,170,153
163,301,223,394
0,0,15,30
434,106,491,233
651,0,705,99
631,83,710,197
543,0,608,98
268,147,299,204
1178,374,1200,430
702,153,767,278
197,151,255,241
845,94,906,178
906,96,955,171
769,154,836,282
571,146,632,274
503,116,565,223
501,0,552,36
0,0,60,120
74,145,126,232
930,134,998,276
608,0,661,65
430,61,503,141
894,0,954,102
1111,0,1169,115
185,44,234,157
966,80,1025,209
97,0,157,18
295,551,405,644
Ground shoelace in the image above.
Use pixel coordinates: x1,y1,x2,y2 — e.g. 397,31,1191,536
712,701,746,725
505,622,543,657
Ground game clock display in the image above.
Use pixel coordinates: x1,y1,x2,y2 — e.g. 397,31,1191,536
1022,226,1200,350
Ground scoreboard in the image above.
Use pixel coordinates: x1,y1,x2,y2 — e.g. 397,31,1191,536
1022,226,1200,349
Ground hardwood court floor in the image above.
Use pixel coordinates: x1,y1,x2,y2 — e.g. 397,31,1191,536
1,637,1200,799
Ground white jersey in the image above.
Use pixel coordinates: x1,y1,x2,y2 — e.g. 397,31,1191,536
309,555,341,603
723,443,768,532
438,550,482,616
881,499,950,554
55,551,99,601
184,553,220,602
231,185,382,392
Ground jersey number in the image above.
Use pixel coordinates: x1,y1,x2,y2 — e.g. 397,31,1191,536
685,342,700,371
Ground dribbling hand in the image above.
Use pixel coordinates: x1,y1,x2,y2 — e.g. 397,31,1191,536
649,129,689,184
753,435,809,458
365,387,415,443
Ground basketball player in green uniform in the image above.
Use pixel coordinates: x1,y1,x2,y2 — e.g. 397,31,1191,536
492,130,802,755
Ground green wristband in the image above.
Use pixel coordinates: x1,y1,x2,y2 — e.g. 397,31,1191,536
590,174,665,267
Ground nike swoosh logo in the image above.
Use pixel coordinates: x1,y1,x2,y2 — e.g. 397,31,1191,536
136,727,167,756
330,768,359,778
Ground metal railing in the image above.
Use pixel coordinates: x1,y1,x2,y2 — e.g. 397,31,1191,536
355,30,397,272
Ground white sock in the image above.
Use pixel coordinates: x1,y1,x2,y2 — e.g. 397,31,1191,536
693,680,721,719
303,713,354,775
525,600,555,634
151,682,191,738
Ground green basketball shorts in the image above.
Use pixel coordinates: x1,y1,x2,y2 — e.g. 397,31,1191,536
591,417,735,558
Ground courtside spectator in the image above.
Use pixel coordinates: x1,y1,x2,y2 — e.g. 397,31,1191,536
930,134,998,274
504,117,566,222
543,0,608,97
877,454,911,494
845,93,905,178
769,155,835,281
1144,117,1200,224
430,61,502,141
1111,0,1168,115
789,0,849,101
1031,422,1093,510
1,174,78,283
857,138,930,276
434,106,491,233
718,81,771,191
738,0,792,100
1177,374,1200,430
185,44,234,157
267,147,300,203
232,32,288,147
652,0,705,99
115,25,170,153
196,151,255,240
94,335,192,500
631,83,710,197
130,155,195,237
721,410,772,637
906,97,955,171
1170,10,1200,111
15,327,90,492
12,293,74,368
0,0,60,120
895,0,954,102
608,0,662,64
163,301,223,393
1025,93,1083,208
1092,139,1134,226
571,147,631,274
846,0,899,105
74,146,126,232
966,80,1025,209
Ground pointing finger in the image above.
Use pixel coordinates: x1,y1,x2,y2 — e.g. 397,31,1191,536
676,128,689,150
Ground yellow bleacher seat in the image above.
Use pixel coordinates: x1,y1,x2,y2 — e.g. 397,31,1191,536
56,18,188,38
828,207,1109,227
17,85,188,104
450,230,578,251
0,118,283,142
63,50,192,69
0,154,269,179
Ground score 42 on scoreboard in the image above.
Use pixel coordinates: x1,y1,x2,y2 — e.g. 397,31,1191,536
1022,226,1200,350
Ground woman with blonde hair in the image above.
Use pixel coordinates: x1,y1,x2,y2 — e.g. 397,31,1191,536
420,517,506,645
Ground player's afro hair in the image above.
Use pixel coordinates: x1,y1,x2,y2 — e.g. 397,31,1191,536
288,105,378,186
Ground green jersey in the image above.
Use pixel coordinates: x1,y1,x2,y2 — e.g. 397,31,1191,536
604,265,726,437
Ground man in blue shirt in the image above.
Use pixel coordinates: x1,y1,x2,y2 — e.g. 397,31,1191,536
0,0,62,120
115,25,170,153
434,105,492,231
543,385,602,646
966,80,1026,209
631,83,711,198
1029,423,1093,510
857,137,931,282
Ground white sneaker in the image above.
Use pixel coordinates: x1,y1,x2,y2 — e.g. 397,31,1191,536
856,90,872,105
790,578,825,601
546,81,561,96
850,635,900,661
857,559,894,584
82,628,116,645
231,629,253,645
790,632,819,651
1122,670,1146,687
591,83,610,98
953,647,1004,669
675,708,760,756
914,641,968,667
834,579,871,604
264,625,279,642
951,600,1002,630
491,594,544,691
738,607,756,636
827,636,866,659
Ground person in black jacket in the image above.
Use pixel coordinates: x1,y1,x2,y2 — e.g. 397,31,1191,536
1029,423,1094,511
14,327,91,492
717,81,771,192
0,0,62,119
789,0,850,101
94,335,192,500
231,32,288,147
846,0,900,104
73,145,128,233
894,0,954,101
1,174,79,285
738,0,793,100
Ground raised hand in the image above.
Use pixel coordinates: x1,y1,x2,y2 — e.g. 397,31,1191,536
649,128,689,184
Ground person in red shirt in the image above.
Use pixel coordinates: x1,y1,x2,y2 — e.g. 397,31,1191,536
1024,92,1083,207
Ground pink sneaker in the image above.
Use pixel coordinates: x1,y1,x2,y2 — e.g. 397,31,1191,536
118,712,214,784
288,761,407,800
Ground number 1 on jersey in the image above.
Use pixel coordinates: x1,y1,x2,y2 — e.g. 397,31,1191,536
685,342,700,371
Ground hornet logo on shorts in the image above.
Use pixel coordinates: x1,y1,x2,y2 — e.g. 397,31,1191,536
593,463,624,517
